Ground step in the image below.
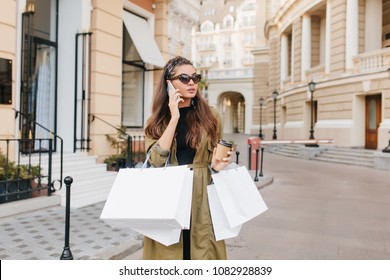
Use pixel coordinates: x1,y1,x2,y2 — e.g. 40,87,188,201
0,195,61,219
50,164,109,178
271,145,300,158
315,153,374,163
55,168,117,208
22,152,119,209
57,177,116,208
272,150,299,157
268,145,375,168
312,156,374,167
324,148,374,158
20,152,96,164
20,154,105,175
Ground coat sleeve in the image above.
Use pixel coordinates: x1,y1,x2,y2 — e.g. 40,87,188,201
144,136,170,167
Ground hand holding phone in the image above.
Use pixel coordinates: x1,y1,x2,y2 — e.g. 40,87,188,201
167,81,176,96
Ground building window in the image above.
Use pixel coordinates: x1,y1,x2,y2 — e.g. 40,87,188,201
0,58,12,104
201,21,214,32
241,1,255,11
243,52,253,65
223,15,234,29
224,35,232,47
240,14,255,27
204,9,216,16
281,29,293,82
242,32,255,45
122,27,145,128
224,52,233,67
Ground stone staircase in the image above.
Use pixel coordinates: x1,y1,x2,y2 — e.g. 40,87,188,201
23,152,117,209
313,147,375,168
269,144,300,158
269,144,376,168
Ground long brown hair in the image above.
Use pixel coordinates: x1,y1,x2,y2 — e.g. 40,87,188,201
145,56,218,150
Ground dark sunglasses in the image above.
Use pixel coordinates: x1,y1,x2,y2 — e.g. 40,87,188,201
170,73,202,85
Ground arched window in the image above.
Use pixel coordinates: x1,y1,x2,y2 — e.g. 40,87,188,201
223,15,234,29
201,20,214,32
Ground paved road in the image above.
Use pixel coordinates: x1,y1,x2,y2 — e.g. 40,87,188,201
227,152,390,259
125,136,390,259
1,133,389,260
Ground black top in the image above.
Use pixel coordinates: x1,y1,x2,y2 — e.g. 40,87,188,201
176,107,196,165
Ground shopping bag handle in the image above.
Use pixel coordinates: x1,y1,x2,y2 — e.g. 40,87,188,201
141,149,171,170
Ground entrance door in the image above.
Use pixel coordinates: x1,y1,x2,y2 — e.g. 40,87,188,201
20,0,58,152
365,95,381,149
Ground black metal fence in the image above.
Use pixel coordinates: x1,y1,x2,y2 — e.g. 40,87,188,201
90,114,146,170
0,138,62,204
108,135,146,171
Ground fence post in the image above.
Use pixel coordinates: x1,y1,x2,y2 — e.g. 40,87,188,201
260,147,264,177
48,138,53,196
60,176,73,260
126,136,131,168
248,144,251,170
254,148,259,182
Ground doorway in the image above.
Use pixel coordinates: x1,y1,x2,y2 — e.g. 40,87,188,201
217,92,245,134
365,94,381,149
20,0,58,152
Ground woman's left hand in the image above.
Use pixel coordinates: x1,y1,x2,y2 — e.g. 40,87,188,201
211,148,232,172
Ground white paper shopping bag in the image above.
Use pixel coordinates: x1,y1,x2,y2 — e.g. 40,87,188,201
100,165,193,245
211,165,268,229
207,184,242,241
131,167,194,246
133,228,182,246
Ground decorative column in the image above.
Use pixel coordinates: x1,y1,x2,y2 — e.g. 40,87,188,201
325,0,331,73
280,34,289,86
365,0,382,52
291,28,295,82
345,0,359,70
301,14,311,81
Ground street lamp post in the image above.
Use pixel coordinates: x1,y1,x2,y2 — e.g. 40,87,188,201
272,90,278,140
306,80,319,147
259,97,264,139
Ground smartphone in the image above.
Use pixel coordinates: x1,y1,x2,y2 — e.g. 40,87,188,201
167,81,176,95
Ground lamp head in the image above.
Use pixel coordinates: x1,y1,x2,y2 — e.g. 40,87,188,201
259,97,264,106
308,80,316,92
272,90,278,100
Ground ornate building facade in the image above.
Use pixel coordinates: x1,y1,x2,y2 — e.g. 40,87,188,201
192,0,258,134
253,0,390,150
0,0,199,162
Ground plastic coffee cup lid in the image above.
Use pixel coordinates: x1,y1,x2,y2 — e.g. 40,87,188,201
218,139,232,148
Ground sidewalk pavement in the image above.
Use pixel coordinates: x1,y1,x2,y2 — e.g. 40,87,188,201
0,197,142,260
0,173,272,260
0,133,273,260
3,133,389,260
124,149,390,260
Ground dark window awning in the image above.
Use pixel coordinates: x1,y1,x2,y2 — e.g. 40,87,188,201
123,11,165,68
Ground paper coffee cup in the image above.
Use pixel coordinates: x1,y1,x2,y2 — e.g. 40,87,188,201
215,139,233,161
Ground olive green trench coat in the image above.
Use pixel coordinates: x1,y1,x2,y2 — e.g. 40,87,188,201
142,108,227,260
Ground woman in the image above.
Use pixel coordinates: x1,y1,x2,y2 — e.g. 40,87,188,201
144,56,231,260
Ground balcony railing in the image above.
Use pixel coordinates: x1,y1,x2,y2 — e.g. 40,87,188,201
208,68,254,80
197,44,216,51
353,48,390,73
305,64,325,82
